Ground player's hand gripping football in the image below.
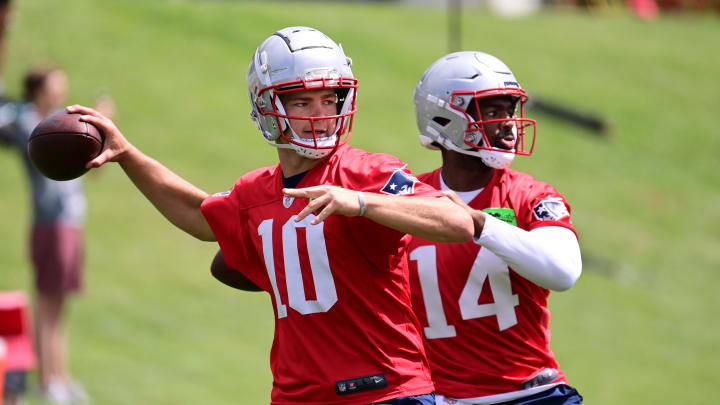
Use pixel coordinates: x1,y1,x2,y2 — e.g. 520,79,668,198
66,104,131,168
283,185,363,225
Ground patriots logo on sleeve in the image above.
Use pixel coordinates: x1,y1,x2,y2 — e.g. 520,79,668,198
213,190,231,197
533,196,570,221
380,169,418,195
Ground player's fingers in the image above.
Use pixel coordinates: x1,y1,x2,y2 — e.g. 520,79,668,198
79,114,118,138
66,104,104,119
295,205,315,222
283,187,309,198
78,113,107,127
283,185,327,198
295,194,329,222
442,190,467,208
441,189,458,201
311,200,336,225
294,200,316,222
86,150,111,168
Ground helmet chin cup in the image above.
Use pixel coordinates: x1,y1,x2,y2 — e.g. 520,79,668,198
479,149,515,169
285,123,339,159
290,138,337,159
442,132,516,169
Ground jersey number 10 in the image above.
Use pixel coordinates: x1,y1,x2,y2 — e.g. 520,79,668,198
258,216,338,319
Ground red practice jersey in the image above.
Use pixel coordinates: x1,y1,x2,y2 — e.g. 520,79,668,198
406,168,576,400
201,145,440,405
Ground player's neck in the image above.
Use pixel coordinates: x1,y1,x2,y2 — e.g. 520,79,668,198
277,148,323,178
440,149,494,191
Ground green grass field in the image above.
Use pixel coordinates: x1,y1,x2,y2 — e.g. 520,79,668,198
1,1,718,403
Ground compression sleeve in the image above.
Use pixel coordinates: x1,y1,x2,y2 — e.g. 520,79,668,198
475,214,582,291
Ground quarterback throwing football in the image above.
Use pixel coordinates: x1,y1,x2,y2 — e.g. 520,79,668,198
68,28,474,405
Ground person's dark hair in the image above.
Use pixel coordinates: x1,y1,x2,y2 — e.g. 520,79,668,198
23,66,59,102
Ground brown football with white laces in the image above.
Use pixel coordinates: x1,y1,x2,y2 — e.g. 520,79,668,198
28,111,103,181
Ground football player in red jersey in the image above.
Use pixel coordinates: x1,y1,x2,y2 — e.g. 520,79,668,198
67,27,475,405
407,52,583,405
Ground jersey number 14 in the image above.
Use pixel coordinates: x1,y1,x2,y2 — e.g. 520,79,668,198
410,246,519,338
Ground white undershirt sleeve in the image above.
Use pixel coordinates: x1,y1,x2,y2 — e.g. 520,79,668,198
475,214,582,291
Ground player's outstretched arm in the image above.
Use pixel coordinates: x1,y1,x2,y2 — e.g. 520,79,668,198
283,185,474,243
67,104,215,242
444,190,581,291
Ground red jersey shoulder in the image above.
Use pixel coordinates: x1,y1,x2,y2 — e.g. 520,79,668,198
499,168,551,194
498,168,573,230
332,145,439,197
417,169,441,188
335,145,404,167
210,165,281,210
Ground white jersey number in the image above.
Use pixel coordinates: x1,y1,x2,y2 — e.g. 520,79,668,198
410,245,519,337
258,216,338,319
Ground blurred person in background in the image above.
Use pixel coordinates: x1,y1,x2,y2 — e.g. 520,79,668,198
406,51,583,405
67,26,474,405
0,65,114,405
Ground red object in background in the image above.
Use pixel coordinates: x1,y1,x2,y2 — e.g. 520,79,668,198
628,0,660,19
0,291,36,371
655,0,683,11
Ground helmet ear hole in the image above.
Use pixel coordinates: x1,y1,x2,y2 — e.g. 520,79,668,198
432,117,451,127
335,88,350,114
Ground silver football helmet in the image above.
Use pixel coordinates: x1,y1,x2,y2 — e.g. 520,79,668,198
413,51,536,169
247,26,357,159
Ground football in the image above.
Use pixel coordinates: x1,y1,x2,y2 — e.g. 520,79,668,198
28,111,103,181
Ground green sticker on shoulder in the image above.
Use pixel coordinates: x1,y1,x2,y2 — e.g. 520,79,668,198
483,208,517,226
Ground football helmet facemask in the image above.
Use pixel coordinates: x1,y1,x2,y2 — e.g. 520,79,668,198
413,51,536,169
247,26,357,159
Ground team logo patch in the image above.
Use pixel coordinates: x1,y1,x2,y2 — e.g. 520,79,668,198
283,196,294,208
483,208,517,226
533,196,569,221
380,169,417,195
212,190,231,197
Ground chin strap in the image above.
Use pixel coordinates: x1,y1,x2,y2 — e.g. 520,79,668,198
265,136,337,159
264,138,294,150
478,149,515,169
